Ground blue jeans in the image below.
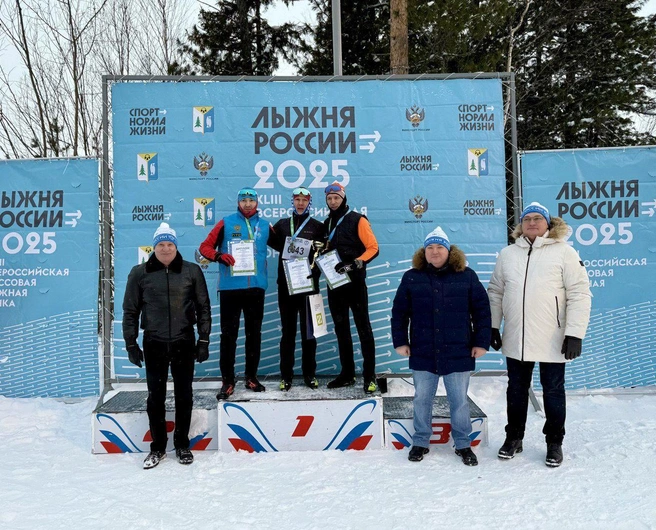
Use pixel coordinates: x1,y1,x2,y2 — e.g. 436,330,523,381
412,369,472,450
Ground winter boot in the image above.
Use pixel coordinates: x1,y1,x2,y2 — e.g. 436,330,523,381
216,380,235,400
245,377,266,392
408,446,429,462
279,379,292,391
176,448,194,465
304,376,319,389
143,450,166,470
455,447,478,466
545,443,563,467
498,438,523,460
327,374,356,389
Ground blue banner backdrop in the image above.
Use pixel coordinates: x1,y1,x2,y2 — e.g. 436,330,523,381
111,78,508,380
0,158,100,397
521,146,656,388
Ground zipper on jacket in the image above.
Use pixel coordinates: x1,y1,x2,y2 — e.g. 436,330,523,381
555,296,561,328
520,244,533,361
166,267,171,355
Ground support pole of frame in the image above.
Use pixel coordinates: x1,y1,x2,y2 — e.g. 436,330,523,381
332,0,343,76
100,76,112,393
508,73,521,225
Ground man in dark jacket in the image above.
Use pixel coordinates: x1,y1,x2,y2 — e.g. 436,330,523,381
268,187,326,391
123,223,212,469
391,226,491,466
322,182,379,393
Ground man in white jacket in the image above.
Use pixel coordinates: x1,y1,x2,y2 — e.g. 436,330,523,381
488,202,591,467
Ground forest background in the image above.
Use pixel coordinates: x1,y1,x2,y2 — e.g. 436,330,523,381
1,0,656,160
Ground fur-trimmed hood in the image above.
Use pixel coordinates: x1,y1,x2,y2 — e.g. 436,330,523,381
511,216,568,241
412,244,466,272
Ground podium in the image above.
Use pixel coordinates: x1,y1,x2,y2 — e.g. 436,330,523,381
92,377,487,453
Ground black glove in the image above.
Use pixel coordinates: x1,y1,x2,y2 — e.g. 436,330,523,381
561,336,582,360
335,260,363,274
126,343,144,368
490,328,502,351
196,340,209,363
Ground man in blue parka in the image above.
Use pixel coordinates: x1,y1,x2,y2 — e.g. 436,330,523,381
391,226,491,465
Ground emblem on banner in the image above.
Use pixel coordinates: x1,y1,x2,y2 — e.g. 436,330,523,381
405,105,425,128
409,195,429,219
193,106,214,134
193,152,214,177
138,246,153,263
137,153,158,182
467,148,488,177
193,198,215,227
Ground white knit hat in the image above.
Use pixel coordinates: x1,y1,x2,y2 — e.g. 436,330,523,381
153,222,178,247
424,226,450,250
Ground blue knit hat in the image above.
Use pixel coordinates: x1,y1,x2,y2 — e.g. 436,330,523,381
153,222,177,247
424,226,450,251
238,187,258,202
520,202,550,224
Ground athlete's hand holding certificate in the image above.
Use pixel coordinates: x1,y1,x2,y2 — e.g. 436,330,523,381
315,250,350,289
228,240,256,276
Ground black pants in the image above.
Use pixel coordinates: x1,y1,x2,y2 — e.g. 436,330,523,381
219,288,265,381
278,287,316,381
505,357,566,445
326,280,376,381
144,338,195,452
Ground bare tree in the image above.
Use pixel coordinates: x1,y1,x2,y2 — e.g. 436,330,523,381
0,0,193,159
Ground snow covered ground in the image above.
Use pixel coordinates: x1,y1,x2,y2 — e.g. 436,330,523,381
1,376,655,530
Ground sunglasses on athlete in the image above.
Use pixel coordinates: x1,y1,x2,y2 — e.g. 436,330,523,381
292,187,311,196
324,184,344,194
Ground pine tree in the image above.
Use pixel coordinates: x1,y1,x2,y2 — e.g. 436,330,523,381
407,0,514,74
178,0,302,75
514,0,656,150
296,0,390,75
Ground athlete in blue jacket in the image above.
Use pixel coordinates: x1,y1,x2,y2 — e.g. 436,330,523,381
199,188,271,399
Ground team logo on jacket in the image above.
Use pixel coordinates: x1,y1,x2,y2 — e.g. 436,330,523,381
406,105,425,128
138,246,153,264
192,106,214,134
137,153,158,182
467,148,488,177
409,195,429,219
194,198,215,227
193,152,214,177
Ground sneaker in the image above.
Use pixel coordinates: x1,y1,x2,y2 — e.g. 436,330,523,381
279,379,292,391
143,450,166,469
176,448,194,465
304,376,319,389
408,446,429,462
216,381,235,400
498,438,523,460
455,447,478,466
545,443,563,468
364,379,378,394
245,377,266,392
327,375,356,389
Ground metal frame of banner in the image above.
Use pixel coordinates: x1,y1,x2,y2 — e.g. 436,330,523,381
100,73,519,396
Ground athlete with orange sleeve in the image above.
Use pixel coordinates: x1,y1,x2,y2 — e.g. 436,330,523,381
322,182,379,393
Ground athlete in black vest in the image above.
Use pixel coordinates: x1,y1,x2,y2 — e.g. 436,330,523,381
322,182,379,393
